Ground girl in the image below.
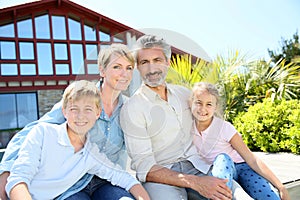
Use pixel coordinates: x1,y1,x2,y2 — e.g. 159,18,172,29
189,82,290,200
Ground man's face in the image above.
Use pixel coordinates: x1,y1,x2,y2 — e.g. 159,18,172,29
136,48,169,87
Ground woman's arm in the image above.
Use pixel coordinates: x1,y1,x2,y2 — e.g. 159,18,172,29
0,172,9,200
230,133,290,200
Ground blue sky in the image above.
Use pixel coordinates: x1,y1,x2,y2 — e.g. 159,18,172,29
1,0,300,61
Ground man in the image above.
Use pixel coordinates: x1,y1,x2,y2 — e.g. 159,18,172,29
120,34,232,200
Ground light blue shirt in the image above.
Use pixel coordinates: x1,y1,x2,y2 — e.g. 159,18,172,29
0,92,128,199
5,122,138,200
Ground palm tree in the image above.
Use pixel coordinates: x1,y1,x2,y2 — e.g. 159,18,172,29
168,51,300,122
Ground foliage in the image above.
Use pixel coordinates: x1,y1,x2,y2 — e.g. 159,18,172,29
268,31,300,65
233,99,300,154
167,54,207,88
168,50,300,154
168,51,300,123
244,59,300,102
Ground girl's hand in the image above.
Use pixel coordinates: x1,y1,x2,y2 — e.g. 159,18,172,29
279,186,290,200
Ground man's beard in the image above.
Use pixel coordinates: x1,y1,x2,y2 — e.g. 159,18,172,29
143,71,167,87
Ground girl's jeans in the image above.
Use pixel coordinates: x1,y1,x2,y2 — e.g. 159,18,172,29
211,153,280,200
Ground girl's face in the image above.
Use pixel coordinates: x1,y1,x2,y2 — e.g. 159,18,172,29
100,54,134,91
191,90,217,122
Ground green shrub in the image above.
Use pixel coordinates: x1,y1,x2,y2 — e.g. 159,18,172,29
233,99,300,154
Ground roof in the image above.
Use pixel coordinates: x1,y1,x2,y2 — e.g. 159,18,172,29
0,0,210,62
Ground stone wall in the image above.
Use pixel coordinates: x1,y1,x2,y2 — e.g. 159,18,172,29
37,89,63,118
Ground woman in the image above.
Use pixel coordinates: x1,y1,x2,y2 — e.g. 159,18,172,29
0,44,139,200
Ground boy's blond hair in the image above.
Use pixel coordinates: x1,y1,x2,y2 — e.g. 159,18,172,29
62,80,101,109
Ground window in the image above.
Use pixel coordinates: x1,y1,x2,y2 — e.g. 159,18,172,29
35,14,50,39
37,43,53,75
1,64,18,76
68,18,82,40
19,42,34,60
20,64,36,75
84,25,96,41
0,93,38,130
99,31,110,42
70,43,84,74
87,64,99,74
54,43,68,60
55,64,69,75
0,41,16,59
17,18,33,38
52,16,66,40
86,44,98,60
0,23,15,38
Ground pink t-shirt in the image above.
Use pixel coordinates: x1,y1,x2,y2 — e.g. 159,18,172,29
192,116,244,164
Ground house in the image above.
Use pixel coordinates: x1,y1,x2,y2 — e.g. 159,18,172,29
0,0,208,148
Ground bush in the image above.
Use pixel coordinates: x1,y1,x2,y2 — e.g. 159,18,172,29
233,99,300,154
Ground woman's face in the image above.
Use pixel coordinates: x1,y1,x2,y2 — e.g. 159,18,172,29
101,53,134,91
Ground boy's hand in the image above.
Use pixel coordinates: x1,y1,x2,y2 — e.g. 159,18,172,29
0,172,9,200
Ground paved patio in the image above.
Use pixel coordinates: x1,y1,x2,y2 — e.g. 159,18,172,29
254,152,300,200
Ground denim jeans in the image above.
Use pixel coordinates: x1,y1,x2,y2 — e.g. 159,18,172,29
210,153,235,189
64,176,134,200
235,162,280,200
142,160,207,200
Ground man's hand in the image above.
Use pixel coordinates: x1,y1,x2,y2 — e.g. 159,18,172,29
189,175,232,200
0,172,9,200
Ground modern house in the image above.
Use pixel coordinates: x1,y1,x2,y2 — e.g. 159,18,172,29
0,0,209,148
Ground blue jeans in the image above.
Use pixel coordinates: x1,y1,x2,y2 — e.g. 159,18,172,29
210,154,280,199
235,162,280,200
210,153,235,189
64,176,134,200
143,160,207,200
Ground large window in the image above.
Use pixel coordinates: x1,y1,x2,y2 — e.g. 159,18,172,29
0,93,38,130
0,14,109,78
35,14,50,39
0,8,134,91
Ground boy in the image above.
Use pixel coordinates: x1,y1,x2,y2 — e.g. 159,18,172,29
5,80,149,200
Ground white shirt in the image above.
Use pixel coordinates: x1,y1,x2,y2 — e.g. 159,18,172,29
6,122,139,200
120,83,211,182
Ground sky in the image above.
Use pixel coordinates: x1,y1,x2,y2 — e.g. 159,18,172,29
1,0,300,61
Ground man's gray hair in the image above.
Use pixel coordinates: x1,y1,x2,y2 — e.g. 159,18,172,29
134,35,172,62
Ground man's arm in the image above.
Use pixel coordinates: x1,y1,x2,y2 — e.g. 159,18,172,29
147,165,232,200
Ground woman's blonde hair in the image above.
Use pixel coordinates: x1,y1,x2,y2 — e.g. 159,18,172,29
97,43,135,74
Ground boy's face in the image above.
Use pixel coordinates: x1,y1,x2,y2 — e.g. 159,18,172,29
62,97,100,136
